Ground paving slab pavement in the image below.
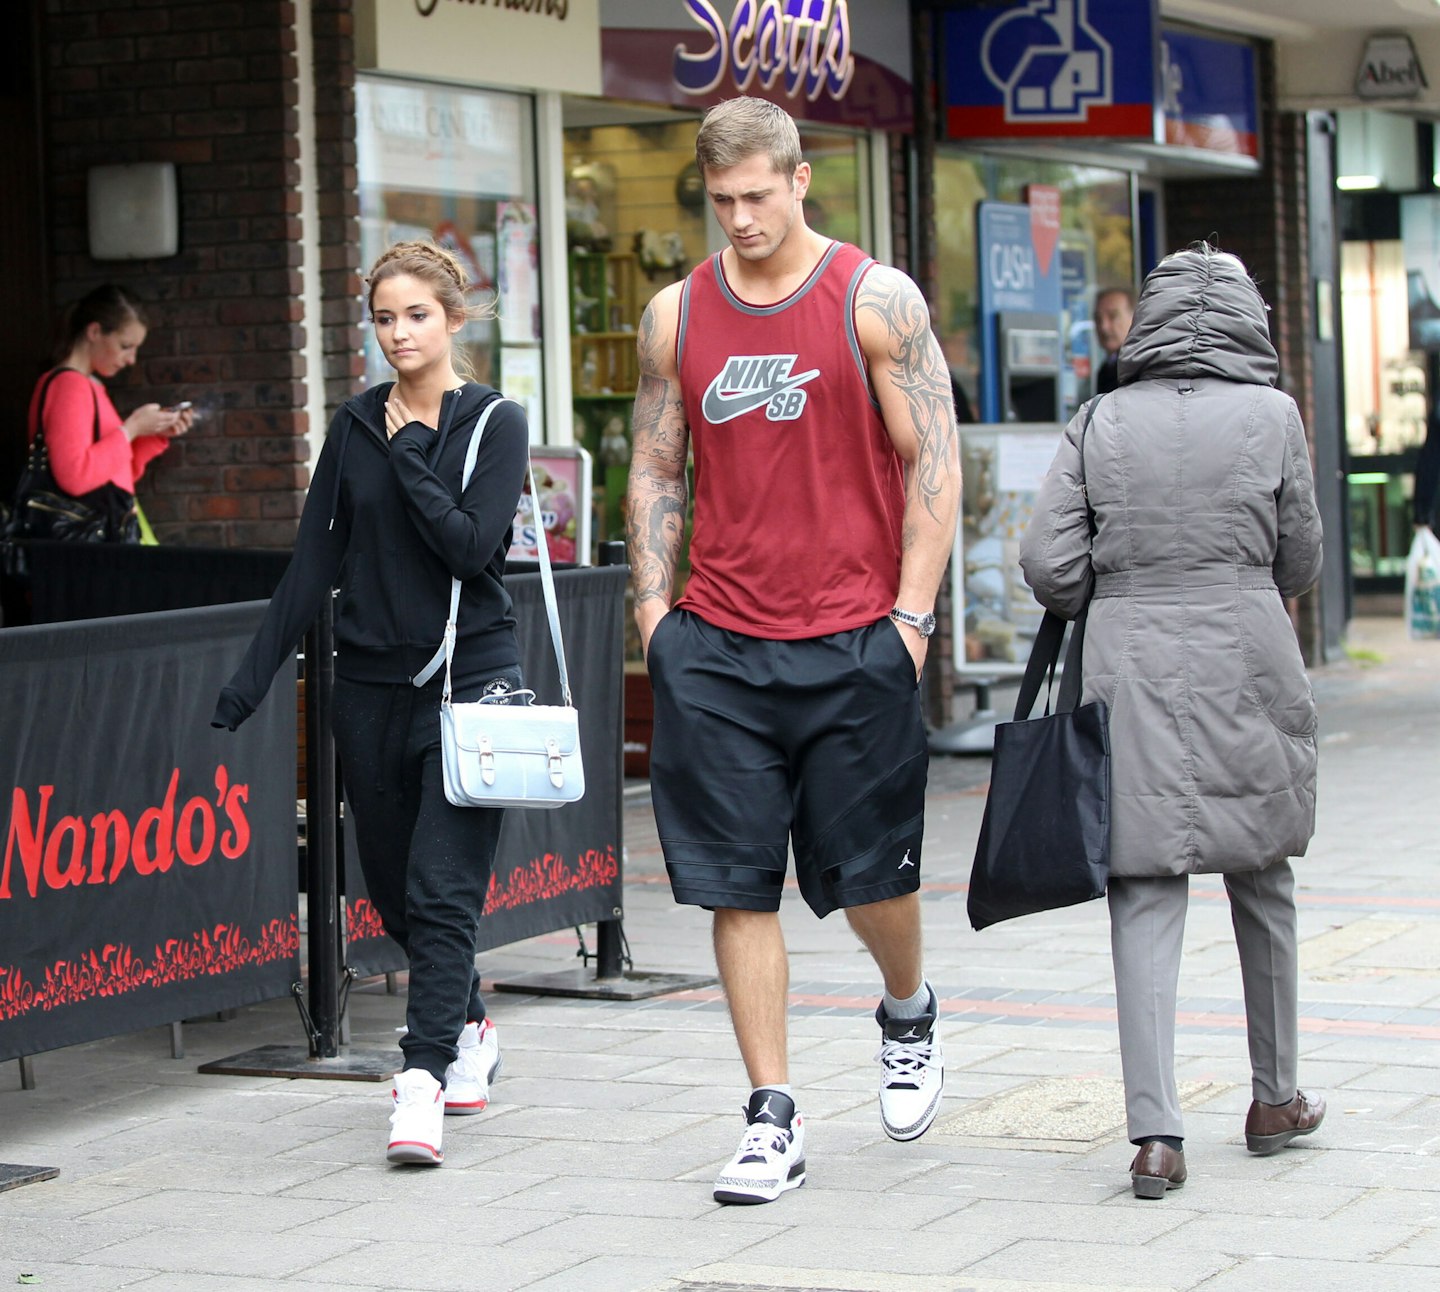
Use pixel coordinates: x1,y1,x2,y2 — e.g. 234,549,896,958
1,615,1437,1291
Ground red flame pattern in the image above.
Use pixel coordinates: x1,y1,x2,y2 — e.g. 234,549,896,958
346,897,388,943
482,845,619,915
343,846,620,945
0,915,299,1020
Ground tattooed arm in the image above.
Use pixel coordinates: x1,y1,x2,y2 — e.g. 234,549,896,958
854,264,961,672
626,282,690,658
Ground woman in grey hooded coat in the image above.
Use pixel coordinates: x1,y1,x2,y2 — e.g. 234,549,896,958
1020,245,1326,1199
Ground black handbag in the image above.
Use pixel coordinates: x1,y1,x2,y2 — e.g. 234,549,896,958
967,606,1111,930
2,370,138,575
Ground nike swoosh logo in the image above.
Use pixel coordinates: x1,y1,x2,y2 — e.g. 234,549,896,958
702,370,820,424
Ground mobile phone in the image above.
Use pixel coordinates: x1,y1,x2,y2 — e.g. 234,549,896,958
169,401,193,412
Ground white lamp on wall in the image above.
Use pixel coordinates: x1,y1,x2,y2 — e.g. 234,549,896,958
87,162,179,260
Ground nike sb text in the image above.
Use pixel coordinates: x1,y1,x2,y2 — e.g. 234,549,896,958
702,354,821,424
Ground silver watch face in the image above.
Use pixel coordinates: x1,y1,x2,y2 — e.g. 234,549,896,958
892,608,936,638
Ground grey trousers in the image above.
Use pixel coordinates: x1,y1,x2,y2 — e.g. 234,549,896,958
1108,860,1299,1142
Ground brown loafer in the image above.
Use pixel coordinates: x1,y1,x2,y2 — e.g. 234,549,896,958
1245,1090,1326,1155
1129,1141,1186,1199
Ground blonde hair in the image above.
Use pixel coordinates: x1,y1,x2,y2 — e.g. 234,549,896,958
695,97,802,180
365,241,496,380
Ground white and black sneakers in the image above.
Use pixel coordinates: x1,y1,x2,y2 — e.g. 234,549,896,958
875,985,945,1141
444,1018,501,1115
386,1068,445,1165
713,1089,807,1205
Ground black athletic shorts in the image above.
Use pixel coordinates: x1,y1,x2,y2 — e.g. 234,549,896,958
646,609,928,918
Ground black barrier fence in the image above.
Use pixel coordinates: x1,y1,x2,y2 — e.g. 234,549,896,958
0,538,702,1082
0,602,299,1064
343,565,628,979
20,539,292,624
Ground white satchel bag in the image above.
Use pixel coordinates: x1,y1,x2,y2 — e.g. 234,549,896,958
415,397,585,810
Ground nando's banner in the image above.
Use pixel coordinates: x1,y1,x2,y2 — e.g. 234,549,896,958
0,603,298,1062
344,567,626,978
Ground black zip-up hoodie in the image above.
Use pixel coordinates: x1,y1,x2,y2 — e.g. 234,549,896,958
211,381,529,731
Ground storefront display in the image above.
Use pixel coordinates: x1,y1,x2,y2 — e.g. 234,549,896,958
355,78,543,430
1339,195,1435,584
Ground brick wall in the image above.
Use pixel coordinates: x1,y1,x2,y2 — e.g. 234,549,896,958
312,0,363,420
41,0,358,547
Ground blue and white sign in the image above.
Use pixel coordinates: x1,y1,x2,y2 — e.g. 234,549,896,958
943,0,1159,141
1161,26,1259,163
977,201,1063,422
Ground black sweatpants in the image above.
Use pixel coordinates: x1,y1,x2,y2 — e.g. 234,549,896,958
332,669,519,1085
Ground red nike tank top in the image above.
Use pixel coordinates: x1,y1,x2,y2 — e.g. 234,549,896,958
674,241,905,639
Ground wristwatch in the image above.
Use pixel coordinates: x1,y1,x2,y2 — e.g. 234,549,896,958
890,606,936,638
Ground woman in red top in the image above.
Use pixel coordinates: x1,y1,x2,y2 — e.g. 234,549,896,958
26,285,191,539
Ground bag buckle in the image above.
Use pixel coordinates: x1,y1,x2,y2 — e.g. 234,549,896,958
546,737,564,788
478,735,496,786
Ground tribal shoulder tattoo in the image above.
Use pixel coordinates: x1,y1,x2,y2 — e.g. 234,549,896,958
853,266,958,529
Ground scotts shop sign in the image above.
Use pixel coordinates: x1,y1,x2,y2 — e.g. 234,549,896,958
673,0,855,101
601,1,910,130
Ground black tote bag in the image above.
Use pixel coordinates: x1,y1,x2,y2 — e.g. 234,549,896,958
967,605,1111,931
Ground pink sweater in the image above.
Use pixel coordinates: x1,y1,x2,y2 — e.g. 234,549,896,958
27,368,168,495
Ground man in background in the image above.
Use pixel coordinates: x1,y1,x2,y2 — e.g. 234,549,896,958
1094,286,1136,395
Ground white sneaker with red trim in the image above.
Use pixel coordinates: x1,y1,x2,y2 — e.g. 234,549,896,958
387,1068,444,1165
444,1018,501,1115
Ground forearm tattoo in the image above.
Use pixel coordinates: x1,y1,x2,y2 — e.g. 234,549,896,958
855,269,958,531
627,303,690,606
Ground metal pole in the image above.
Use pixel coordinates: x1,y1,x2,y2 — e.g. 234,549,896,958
304,599,342,1057
595,540,628,979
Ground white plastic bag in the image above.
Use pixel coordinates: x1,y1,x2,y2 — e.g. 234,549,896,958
1404,527,1440,639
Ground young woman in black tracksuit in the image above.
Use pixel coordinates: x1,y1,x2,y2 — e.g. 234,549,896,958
212,242,529,1165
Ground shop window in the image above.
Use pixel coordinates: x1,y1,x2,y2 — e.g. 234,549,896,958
933,149,1133,672
1341,238,1428,585
356,78,542,425
933,150,1133,429
799,127,869,250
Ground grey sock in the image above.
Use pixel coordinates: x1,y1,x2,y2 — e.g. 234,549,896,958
883,979,932,1020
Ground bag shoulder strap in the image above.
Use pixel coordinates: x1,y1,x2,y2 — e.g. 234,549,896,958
1077,392,1103,536
412,394,509,688
31,368,102,459
411,398,572,708
1014,394,1107,720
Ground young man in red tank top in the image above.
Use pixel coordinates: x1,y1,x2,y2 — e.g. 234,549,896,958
627,97,961,1205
